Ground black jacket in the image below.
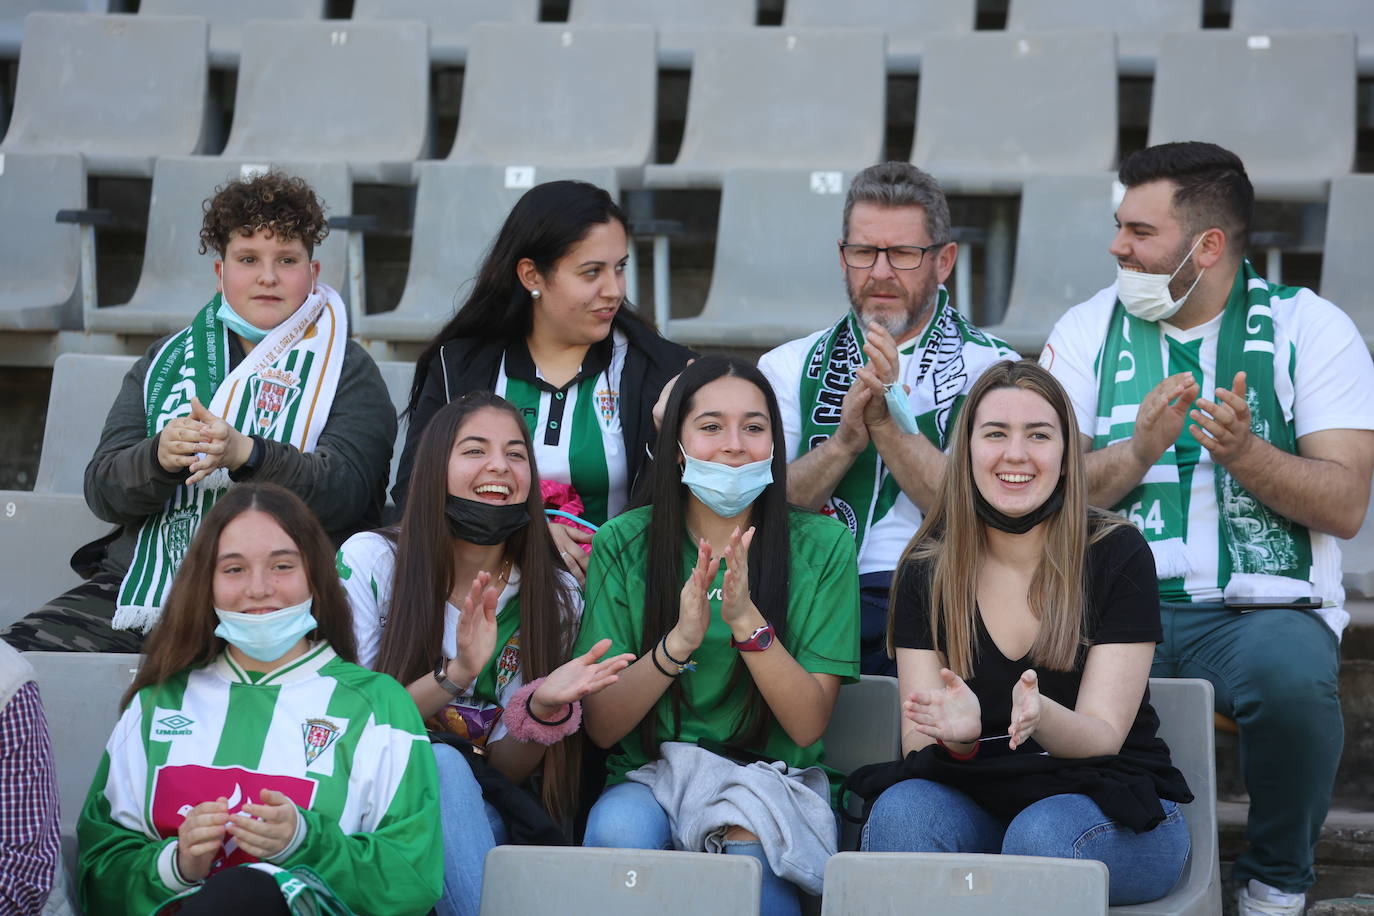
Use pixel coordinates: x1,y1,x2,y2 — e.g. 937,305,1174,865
392,313,694,509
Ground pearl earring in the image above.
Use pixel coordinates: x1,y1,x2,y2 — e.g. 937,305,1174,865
530,289,541,300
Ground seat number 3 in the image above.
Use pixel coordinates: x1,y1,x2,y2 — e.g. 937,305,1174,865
624,870,637,888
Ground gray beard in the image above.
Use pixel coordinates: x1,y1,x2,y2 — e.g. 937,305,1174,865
850,289,938,342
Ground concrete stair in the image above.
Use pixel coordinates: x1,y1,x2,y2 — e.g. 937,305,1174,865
1215,599,1374,913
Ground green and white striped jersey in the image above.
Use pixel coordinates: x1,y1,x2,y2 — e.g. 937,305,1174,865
77,643,442,916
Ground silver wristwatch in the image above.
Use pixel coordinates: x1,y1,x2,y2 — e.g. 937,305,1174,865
433,659,465,697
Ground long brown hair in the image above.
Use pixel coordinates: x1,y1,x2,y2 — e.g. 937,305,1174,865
122,483,357,708
371,392,581,816
889,359,1125,676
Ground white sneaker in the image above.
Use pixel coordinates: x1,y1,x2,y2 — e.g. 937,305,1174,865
1237,879,1306,916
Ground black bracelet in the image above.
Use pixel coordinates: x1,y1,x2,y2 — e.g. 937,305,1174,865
660,633,690,667
525,691,574,726
649,641,683,678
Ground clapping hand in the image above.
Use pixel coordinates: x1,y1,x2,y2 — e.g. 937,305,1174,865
719,526,760,632
530,638,636,719
904,668,982,744
445,571,500,691
1009,669,1041,750
227,789,299,861
664,538,717,662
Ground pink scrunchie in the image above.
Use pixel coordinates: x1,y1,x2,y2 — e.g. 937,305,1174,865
541,480,594,554
504,677,582,745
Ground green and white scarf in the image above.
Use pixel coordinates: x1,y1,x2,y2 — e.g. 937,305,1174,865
797,290,1009,549
1092,261,1312,586
115,285,348,631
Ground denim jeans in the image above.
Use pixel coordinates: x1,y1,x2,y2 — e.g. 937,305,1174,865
432,743,507,916
583,781,803,916
861,779,1190,906
1152,601,1341,893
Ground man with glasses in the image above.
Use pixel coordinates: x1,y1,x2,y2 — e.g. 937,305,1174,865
759,162,1017,675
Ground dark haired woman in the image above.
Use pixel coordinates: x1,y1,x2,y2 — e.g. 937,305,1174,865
78,484,441,915
1,169,395,653
340,392,634,916
574,356,860,916
392,179,694,583
861,360,1191,906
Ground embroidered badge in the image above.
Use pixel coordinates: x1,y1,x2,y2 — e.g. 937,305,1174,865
301,718,341,766
595,387,620,424
249,366,302,438
495,632,521,693
161,507,200,563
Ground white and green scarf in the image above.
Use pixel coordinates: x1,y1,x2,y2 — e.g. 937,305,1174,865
797,290,1010,549
1092,261,1312,587
114,285,347,631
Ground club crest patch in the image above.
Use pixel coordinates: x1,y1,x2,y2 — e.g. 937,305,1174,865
595,387,619,424
161,506,200,562
301,717,341,766
249,367,302,438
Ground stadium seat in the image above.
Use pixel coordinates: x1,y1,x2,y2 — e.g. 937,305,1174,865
355,163,619,347
566,0,755,68
644,29,884,190
480,846,763,915
0,0,110,58
781,0,976,74
446,24,654,188
1112,678,1221,915
138,0,325,68
821,853,1110,914
912,30,1118,194
986,173,1117,356
1004,0,1201,75
0,354,133,629
1342,499,1374,600
1321,177,1374,350
664,168,853,348
0,12,208,177
823,675,901,850
1148,31,1355,201
1231,0,1374,75
350,0,539,66
376,360,413,502
85,158,352,336
0,151,85,332
220,19,429,184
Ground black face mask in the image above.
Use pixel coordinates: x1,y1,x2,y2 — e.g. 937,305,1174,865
444,495,531,545
974,478,1066,535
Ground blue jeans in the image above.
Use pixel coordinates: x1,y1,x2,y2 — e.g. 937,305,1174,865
1152,601,1341,893
432,743,507,916
861,779,1190,906
583,781,802,916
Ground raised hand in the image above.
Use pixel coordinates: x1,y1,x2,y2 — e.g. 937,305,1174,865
1190,370,1254,467
227,788,299,861
665,538,718,662
834,376,874,455
176,797,230,882
1009,669,1041,750
719,526,761,633
530,638,636,720
904,668,982,744
858,321,900,428
185,396,253,485
446,570,500,691
1129,372,1199,469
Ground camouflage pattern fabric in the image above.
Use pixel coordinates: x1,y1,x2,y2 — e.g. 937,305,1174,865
1,573,144,653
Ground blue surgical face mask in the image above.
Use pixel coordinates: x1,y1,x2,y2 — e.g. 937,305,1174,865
883,383,920,435
679,446,774,518
215,293,271,343
213,597,317,663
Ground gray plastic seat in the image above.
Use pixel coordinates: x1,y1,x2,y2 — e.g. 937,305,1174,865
139,0,324,67
0,151,85,331
645,28,884,190
0,0,109,57
0,353,133,627
221,19,429,184
1149,31,1355,201
665,168,852,348
823,675,901,849
480,846,762,915
567,0,755,68
1319,174,1374,352
446,24,655,188
0,12,207,177
376,360,413,503
1232,0,1374,75
913,30,1118,194
986,173,1117,355
1341,498,1374,600
356,163,619,346
1005,0,1201,75
351,0,538,66
1112,679,1221,915
782,0,975,73
86,157,352,336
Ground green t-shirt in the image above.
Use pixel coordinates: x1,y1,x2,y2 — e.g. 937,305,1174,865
574,506,861,794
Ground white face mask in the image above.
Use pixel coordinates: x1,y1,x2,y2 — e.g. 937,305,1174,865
1116,234,1206,323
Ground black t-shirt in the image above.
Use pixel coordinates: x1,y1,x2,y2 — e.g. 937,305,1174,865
891,521,1172,765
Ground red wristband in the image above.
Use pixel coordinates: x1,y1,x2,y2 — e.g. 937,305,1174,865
937,737,979,761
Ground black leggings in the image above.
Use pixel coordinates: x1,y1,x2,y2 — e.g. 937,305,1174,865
176,865,291,915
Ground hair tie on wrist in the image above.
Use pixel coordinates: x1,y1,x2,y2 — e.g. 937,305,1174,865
504,678,581,745
936,737,979,761
658,633,696,673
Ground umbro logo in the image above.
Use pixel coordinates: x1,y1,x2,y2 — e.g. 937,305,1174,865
154,714,195,736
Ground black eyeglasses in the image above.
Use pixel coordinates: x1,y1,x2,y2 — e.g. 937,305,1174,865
839,241,946,271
